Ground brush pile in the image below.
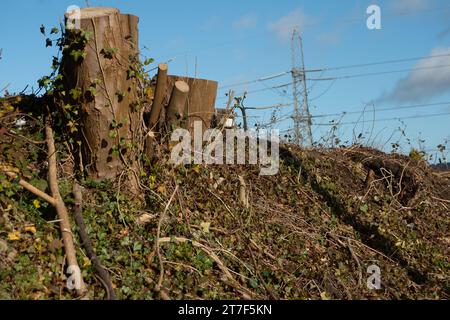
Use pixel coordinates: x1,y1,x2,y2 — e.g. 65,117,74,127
0,95,448,299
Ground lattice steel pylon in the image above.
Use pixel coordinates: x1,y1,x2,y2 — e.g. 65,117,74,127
291,28,313,146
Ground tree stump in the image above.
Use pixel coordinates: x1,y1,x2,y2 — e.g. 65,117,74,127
60,7,142,194
159,76,218,133
166,81,190,130
148,63,168,131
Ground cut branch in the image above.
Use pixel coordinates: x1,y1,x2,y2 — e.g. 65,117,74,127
0,167,57,206
46,125,87,297
166,81,189,130
73,182,116,299
148,63,168,130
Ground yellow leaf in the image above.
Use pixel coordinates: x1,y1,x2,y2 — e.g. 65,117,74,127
157,185,166,194
24,225,37,234
192,165,201,174
83,256,91,267
200,222,210,233
0,164,19,173
33,199,41,209
146,87,154,99
320,292,330,300
8,231,21,241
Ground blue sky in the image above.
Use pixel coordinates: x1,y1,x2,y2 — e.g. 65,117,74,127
1,0,449,159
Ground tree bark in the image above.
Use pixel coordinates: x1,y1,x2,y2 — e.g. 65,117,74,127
46,125,87,297
166,81,190,130
60,7,141,194
144,64,167,160
164,76,218,132
148,63,168,131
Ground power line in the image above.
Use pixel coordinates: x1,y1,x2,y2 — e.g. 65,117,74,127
236,101,450,130
219,62,450,101
219,71,291,90
316,52,450,72
254,114,294,128
309,79,337,101
308,63,450,81
314,112,450,126
260,80,290,97
311,101,450,119
216,82,294,101
219,52,450,92
245,103,292,110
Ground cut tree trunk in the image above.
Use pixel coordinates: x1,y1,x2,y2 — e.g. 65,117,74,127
60,7,142,194
161,76,218,133
144,63,167,160
148,63,168,131
166,81,190,130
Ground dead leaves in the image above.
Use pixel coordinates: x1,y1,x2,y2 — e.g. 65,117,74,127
7,225,37,242
136,213,157,226
7,230,21,241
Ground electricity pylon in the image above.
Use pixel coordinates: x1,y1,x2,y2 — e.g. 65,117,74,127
291,28,313,146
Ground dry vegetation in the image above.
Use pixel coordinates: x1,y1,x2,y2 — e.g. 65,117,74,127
0,94,448,300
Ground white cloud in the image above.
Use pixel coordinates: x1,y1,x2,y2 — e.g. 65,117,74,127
233,13,258,30
390,0,431,14
268,8,314,41
380,47,450,103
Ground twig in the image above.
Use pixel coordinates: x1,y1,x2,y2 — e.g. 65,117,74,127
73,182,116,300
155,185,179,292
0,165,56,206
46,125,87,297
347,239,363,286
208,189,236,219
158,236,254,299
432,196,450,204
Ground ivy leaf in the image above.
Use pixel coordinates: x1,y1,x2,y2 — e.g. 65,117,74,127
40,25,45,35
80,30,93,42
133,242,142,252
109,130,118,139
70,49,87,62
50,27,59,35
87,86,97,96
116,91,126,102
37,76,51,88
45,38,52,47
69,88,82,100
29,178,48,192
112,145,120,157
143,58,154,66
51,56,60,70
100,47,118,59
359,204,369,213
200,222,210,233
